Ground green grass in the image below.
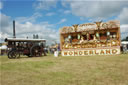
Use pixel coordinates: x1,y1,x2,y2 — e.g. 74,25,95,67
0,54,128,85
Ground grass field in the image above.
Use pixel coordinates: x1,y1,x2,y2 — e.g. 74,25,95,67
0,54,128,85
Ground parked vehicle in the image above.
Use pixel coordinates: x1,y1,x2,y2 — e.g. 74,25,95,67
5,38,47,59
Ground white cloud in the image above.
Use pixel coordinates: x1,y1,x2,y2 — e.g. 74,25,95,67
61,0,69,8
120,24,128,33
117,7,128,24
46,12,55,16
0,13,10,27
57,18,67,24
16,12,42,23
34,0,58,10
0,13,12,35
120,24,128,39
0,32,9,42
0,1,3,10
64,10,71,14
0,13,59,45
61,0,128,20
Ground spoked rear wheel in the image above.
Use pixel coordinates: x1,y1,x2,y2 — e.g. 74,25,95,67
8,50,20,59
31,46,42,57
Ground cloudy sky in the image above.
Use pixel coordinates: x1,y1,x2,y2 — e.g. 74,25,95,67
0,0,128,45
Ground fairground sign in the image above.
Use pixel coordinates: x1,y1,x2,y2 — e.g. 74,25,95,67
62,48,120,56
60,20,121,56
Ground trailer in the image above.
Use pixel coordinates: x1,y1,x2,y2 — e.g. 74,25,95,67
60,20,121,56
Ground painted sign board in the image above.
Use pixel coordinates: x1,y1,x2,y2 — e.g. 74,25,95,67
61,47,120,56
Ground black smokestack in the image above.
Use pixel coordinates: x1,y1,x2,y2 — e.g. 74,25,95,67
13,20,16,38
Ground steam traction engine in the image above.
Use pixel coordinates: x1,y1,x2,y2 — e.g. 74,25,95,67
5,38,47,59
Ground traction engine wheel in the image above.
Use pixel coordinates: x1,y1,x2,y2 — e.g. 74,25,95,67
8,50,20,59
30,45,42,57
8,51,12,59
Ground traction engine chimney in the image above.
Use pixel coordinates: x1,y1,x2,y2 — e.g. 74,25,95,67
13,20,16,38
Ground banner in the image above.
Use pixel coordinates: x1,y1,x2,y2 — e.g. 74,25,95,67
61,48,120,56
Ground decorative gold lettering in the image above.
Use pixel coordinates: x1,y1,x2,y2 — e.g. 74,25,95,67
112,49,118,54
84,51,88,55
100,50,105,54
74,51,78,56
106,49,110,54
64,52,68,55
95,50,99,55
69,51,73,55
63,49,119,56
89,50,93,55
79,51,83,55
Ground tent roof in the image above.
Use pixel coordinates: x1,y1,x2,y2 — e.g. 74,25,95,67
121,41,128,44
0,45,7,50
